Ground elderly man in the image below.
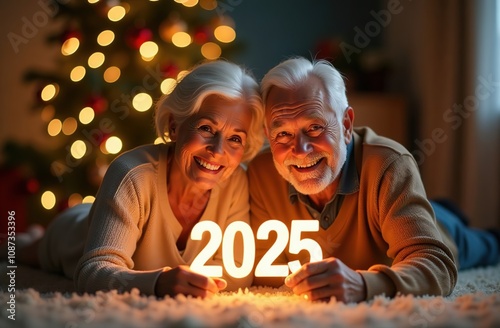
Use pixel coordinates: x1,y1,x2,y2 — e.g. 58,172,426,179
248,57,499,303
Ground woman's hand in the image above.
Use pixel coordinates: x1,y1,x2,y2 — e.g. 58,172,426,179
284,257,366,303
155,265,227,298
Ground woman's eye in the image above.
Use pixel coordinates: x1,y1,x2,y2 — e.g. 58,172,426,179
199,125,213,133
229,136,243,144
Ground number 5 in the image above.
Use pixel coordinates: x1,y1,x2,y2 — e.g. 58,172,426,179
287,220,323,273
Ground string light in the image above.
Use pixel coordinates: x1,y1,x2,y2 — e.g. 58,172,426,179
177,70,189,80
139,41,159,60
41,105,55,122
97,30,115,46
172,32,192,47
68,193,83,207
182,0,199,7
214,25,236,43
61,37,80,55
41,191,56,210
103,66,121,83
47,119,62,136
88,52,105,68
108,5,126,22
70,140,87,159
79,106,95,124
62,117,78,135
160,78,177,94
41,83,58,101
70,66,86,82
105,136,123,154
82,195,95,203
201,42,221,59
132,93,153,112
199,0,217,10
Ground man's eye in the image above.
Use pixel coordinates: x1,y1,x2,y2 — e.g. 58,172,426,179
274,131,292,143
307,125,324,136
277,131,290,138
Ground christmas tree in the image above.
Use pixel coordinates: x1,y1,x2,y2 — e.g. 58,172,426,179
4,0,239,228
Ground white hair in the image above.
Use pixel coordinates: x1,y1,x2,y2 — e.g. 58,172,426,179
155,60,264,162
260,57,349,120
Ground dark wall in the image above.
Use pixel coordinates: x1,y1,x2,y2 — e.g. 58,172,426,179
228,0,384,79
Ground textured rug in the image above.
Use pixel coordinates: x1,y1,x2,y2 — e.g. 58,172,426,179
1,263,500,328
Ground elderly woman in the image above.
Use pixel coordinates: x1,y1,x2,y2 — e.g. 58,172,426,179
7,60,264,298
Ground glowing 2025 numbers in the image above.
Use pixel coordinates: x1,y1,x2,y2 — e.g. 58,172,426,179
190,220,323,278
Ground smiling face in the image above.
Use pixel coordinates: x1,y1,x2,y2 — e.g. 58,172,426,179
265,77,353,196
170,94,252,191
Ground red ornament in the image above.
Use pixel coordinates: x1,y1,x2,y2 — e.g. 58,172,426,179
161,63,179,78
25,178,40,194
193,26,209,44
61,28,82,43
58,198,70,213
86,95,108,115
126,27,153,50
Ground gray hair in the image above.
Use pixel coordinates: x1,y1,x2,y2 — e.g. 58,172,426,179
155,60,264,162
260,57,349,120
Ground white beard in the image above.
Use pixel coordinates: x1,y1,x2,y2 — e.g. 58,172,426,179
274,140,348,196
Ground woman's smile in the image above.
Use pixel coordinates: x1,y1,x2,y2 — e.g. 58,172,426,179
194,156,224,173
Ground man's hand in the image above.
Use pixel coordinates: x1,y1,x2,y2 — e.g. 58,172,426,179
284,257,366,303
155,265,227,298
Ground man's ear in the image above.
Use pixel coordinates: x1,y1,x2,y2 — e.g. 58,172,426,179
168,114,178,141
342,106,355,144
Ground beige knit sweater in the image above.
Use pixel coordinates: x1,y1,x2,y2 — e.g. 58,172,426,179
39,143,252,295
248,127,458,300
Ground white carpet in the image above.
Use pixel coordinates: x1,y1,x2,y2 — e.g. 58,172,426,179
1,264,500,328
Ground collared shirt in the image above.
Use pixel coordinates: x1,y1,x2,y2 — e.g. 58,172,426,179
288,138,359,229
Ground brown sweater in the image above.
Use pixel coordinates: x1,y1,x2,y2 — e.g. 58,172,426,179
248,127,458,300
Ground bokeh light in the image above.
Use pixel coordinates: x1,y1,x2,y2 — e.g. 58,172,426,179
172,32,191,47
201,42,221,59
88,52,105,68
214,25,236,43
97,30,115,46
108,5,126,22
105,136,123,154
70,66,86,82
132,93,153,112
70,140,87,159
47,119,62,136
68,193,83,207
62,117,78,135
79,106,95,124
61,37,80,56
41,191,56,210
139,41,159,60
103,66,121,83
41,84,58,101
160,78,177,94
82,195,95,203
